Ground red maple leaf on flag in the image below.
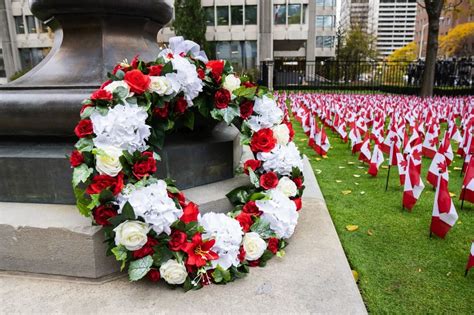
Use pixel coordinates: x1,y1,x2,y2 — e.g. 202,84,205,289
400,159,408,170
412,149,422,161
437,161,447,174
429,137,438,147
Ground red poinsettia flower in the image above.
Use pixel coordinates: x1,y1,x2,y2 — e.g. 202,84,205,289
183,233,218,268
180,202,199,223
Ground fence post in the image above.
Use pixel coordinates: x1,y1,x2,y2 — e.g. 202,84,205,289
265,59,274,91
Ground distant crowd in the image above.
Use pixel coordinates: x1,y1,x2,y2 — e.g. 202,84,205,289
407,58,473,87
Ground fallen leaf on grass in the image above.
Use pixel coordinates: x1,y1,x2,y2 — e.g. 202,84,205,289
335,180,342,183
357,166,365,169
347,161,355,165
339,166,346,169
346,224,359,232
367,229,373,236
353,174,361,178
360,191,366,195
315,169,322,174
341,190,352,195
322,155,328,159
352,270,359,282
446,272,451,277
315,157,321,161
449,192,456,197
354,182,359,185
418,268,422,272
457,221,462,225
381,165,389,169
453,167,462,171
456,154,462,158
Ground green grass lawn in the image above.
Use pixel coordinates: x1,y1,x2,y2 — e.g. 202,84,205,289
291,117,474,313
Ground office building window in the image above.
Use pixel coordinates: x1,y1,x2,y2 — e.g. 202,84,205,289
287,4,302,24
316,36,335,48
216,6,229,26
215,41,257,70
204,7,214,26
14,16,25,34
316,0,336,7
274,5,286,25
231,6,243,25
245,5,257,25
26,15,36,33
315,15,335,28
19,47,49,70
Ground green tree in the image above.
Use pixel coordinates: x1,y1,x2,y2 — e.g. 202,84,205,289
173,0,209,56
337,25,378,61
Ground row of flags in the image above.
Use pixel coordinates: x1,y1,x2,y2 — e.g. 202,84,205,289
277,92,474,275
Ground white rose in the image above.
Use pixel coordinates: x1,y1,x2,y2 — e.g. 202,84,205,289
242,232,266,261
276,177,298,197
223,74,241,93
95,145,123,177
103,80,132,98
159,259,188,285
113,220,150,251
272,124,290,145
148,76,174,96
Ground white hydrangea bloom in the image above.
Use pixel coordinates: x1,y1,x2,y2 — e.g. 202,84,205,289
200,212,243,270
256,189,298,239
117,180,183,235
246,95,283,131
91,102,150,154
257,142,303,176
169,56,203,106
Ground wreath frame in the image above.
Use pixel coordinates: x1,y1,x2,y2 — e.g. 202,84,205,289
70,37,305,290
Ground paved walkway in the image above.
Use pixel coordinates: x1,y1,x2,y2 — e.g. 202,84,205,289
0,157,366,314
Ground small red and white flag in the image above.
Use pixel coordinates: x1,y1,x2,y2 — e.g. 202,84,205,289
422,125,438,158
460,156,474,204
427,132,453,187
314,125,331,156
349,123,363,154
368,143,384,177
396,150,407,185
358,134,371,163
430,159,458,238
466,243,474,274
403,152,425,210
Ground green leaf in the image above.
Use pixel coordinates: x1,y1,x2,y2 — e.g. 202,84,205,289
248,168,260,188
115,69,125,80
161,62,174,75
87,194,101,210
74,138,94,152
226,185,253,205
249,192,267,201
80,106,95,119
250,218,274,239
211,265,232,284
111,245,128,271
221,105,240,125
128,255,153,281
114,86,128,99
183,111,195,130
152,244,173,266
233,86,257,99
122,202,136,220
72,164,93,187
74,187,91,217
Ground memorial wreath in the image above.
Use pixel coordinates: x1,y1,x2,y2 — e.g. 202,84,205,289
71,37,305,290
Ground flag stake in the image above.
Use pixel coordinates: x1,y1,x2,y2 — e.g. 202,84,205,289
461,196,465,211
385,165,391,192
465,269,469,277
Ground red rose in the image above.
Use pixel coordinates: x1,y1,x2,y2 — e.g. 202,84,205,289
214,88,231,109
243,81,256,88
250,128,277,153
153,103,169,119
147,269,161,282
181,202,199,223
293,197,302,211
148,65,163,76
243,159,261,175
132,237,158,259
86,173,124,196
74,119,93,138
267,237,279,254
90,89,113,101
174,97,187,115
240,100,254,119
130,55,140,69
236,212,253,232
69,150,84,167
248,259,260,267
112,64,127,75
92,205,117,226
206,60,224,82
285,120,295,141
197,68,205,79
242,201,262,216
124,69,151,94
132,152,157,179
238,246,246,262
168,191,186,208
292,177,303,189
260,172,279,190
169,230,188,251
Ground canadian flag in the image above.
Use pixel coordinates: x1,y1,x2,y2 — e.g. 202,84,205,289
396,150,407,185
368,143,384,177
382,122,400,154
371,118,385,144
427,132,454,187
388,136,400,167
448,119,462,143
466,243,474,274
422,124,438,158
358,134,371,163
314,125,331,156
460,156,474,204
430,159,458,238
403,152,425,210
349,122,363,154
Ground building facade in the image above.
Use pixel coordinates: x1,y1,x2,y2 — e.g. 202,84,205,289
339,0,378,35
158,0,337,72
0,0,53,84
415,0,474,59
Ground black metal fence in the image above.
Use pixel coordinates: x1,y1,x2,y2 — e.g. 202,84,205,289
262,59,474,95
